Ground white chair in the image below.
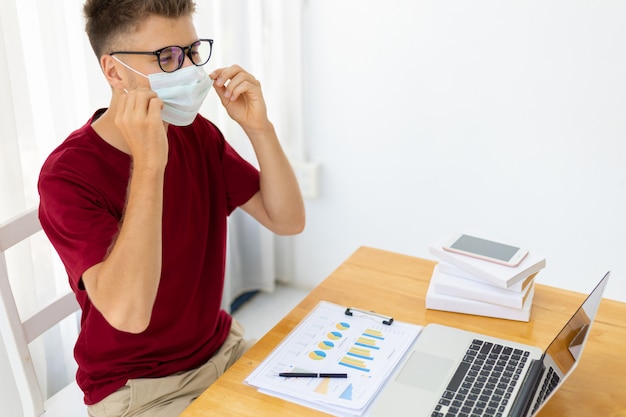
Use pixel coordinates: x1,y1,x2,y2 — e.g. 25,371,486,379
0,207,85,416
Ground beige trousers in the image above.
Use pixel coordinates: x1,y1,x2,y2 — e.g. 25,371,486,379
87,319,252,417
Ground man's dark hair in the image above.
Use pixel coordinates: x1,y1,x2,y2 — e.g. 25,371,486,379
83,0,197,59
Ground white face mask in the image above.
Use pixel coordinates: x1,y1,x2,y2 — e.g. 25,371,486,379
113,56,213,126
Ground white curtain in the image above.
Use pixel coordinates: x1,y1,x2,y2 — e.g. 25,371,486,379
194,1,305,309
1,0,88,409
0,0,304,407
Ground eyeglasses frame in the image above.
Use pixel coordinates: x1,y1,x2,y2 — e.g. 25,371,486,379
110,38,214,73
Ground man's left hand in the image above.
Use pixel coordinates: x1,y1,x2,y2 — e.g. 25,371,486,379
210,65,270,134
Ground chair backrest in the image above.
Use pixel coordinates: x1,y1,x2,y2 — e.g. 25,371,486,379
0,207,80,416
0,331,24,416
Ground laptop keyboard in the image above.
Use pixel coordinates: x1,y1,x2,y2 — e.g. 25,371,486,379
431,339,530,417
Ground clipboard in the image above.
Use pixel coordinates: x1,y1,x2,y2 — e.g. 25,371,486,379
244,301,422,417
344,306,394,325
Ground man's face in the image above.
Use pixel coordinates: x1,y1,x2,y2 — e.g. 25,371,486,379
113,14,200,90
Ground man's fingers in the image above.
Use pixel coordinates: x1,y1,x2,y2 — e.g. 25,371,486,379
147,96,164,119
210,65,245,87
217,73,260,103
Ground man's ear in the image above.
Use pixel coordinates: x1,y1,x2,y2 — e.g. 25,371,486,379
100,55,125,90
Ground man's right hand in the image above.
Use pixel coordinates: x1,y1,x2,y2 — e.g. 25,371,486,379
114,88,168,170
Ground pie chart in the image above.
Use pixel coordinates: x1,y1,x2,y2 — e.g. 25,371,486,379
309,350,327,360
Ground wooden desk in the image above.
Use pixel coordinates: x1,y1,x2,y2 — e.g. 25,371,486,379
182,247,626,417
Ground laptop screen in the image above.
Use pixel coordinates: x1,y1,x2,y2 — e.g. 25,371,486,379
531,272,610,415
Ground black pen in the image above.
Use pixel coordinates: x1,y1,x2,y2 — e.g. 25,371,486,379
278,372,348,378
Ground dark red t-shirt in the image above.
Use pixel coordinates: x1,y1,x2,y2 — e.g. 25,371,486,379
38,110,260,405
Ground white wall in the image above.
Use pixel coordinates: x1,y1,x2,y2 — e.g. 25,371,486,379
291,0,626,302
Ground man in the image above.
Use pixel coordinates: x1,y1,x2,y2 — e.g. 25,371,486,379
37,1,305,416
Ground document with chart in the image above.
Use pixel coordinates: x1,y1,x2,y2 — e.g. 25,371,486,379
245,301,422,416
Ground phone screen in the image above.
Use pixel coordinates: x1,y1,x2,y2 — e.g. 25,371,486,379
450,235,520,262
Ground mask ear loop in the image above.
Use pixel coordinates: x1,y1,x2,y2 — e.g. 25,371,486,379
110,55,148,94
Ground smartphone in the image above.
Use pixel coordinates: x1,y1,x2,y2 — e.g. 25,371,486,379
442,234,528,267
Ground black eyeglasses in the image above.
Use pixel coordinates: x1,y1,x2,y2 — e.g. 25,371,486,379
110,39,213,73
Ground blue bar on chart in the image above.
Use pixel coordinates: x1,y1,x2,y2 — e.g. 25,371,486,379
338,355,371,372
346,346,374,361
355,336,380,350
363,329,385,340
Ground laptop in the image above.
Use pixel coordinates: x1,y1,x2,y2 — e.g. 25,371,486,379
371,272,610,417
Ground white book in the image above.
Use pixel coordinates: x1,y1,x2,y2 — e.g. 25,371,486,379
438,262,537,294
426,266,534,322
429,240,546,289
432,264,535,309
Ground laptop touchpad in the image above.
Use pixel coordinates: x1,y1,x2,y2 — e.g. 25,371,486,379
395,351,454,391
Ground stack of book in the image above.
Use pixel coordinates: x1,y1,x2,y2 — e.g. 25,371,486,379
426,240,546,322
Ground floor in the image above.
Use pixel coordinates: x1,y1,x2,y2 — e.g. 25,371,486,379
231,284,309,341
